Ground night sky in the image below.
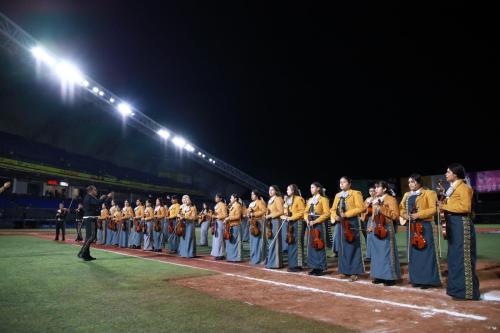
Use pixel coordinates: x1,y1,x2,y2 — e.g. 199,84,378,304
1,2,498,192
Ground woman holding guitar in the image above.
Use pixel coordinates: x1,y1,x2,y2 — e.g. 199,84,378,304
439,163,479,300
399,174,441,289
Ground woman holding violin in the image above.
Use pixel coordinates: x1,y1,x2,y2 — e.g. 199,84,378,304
369,181,401,286
331,177,366,281
210,193,228,260
439,163,479,300
283,184,306,272
198,202,211,246
247,189,268,264
223,194,243,262
265,185,285,269
240,200,250,243
362,186,376,261
105,200,117,246
304,182,330,276
153,198,166,252
167,195,181,254
143,200,154,251
177,195,197,258
119,200,133,248
399,174,441,289
96,203,109,245
129,199,144,249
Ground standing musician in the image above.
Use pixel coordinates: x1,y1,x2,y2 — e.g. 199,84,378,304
74,202,85,242
369,181,401,286
197,202,211,246
111,204,122,247
331,176,365,282
304,182,330,276
153,198,166,252
167,195,181,254
105,200,117,246
54,202,68,241
283,184,306,272
361,186,376,261
210,193,228,260
247,189,268,265
78,185,112,260
240,200,250,243
119,200,133,248
223,194,244,262
265,185,285,269
438,163,480,300
96,203,109,245
178,195,197,258
129,199,144,249
399,173,441,289
143,200,154,251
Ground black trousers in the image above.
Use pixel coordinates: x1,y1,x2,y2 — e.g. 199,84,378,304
75,219,83,241
55,219,66,240
78,218,96,258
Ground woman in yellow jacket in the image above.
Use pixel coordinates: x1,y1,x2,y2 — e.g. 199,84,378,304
399,174,441,289
304,182,330,276
96,203,109,245
224,194,243,262
370,181,401,286
283,184,306,272
167,195,181,254
439,163,479,300
211,193,228,260
153,198,166,252
143,200,154,251
130,199,144,249
247,189,268,264
265,185,285,269
331,176,365,281
119,200,133,248
178,195,198,258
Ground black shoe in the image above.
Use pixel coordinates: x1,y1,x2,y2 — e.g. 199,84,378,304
383,280,396,286
77,253,82,258
412,283,421,288
215,256,225,260
420,285,431,289
372,279,384,284
308,269,319,275
83,257,96,261
54,238,59,241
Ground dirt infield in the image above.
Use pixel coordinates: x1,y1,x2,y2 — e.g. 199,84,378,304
3,231,500,333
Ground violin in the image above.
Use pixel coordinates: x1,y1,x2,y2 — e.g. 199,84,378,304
373,200,388,240
286,209,295,245
436,180,448,240
265,208,272,239
224,221,231,240
408,205,426,249
153,217,162,232
108,217,116,231
340,205,355,243
310,227,324,250
133,217,141,232
362,203,373,223
142,219,148,234
96,219,103,230
176,211,186,237
248,207,260,237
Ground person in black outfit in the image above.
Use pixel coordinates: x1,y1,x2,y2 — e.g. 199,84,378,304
55,203,68,241
74,203,85,242
78,185,112,261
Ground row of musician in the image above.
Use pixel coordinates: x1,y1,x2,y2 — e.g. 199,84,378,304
94,164,480,301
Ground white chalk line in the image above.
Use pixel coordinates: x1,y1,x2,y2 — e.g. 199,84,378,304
80,245,487,321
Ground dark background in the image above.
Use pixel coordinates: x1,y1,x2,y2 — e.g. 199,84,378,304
0,1,498,194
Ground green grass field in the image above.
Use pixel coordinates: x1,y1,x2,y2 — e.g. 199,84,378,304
0,236,352,333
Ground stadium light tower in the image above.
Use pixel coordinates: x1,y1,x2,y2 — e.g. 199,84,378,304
0,10,269,194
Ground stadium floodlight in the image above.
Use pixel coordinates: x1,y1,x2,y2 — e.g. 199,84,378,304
198,152,202,156
202,154,206,158
212,160,216,164
209,158,213,162
109,97,115,103
172,136,186,148
184,144,195,152
81,80,89,87
98,91,104,96
55,61,83,83
157,129,170,140
117,102,133,117
31,46,56,66
92,86,99,93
